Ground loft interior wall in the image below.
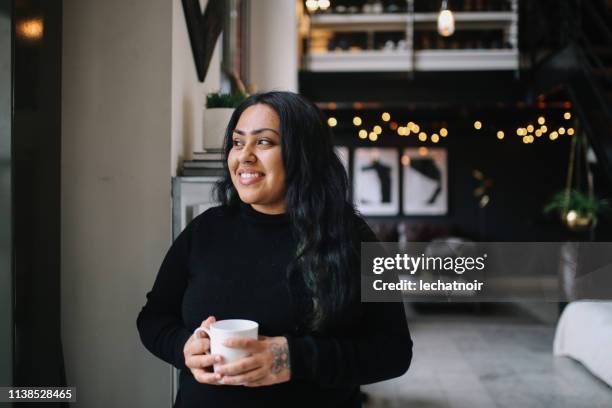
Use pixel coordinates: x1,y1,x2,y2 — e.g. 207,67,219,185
171,0,221,175
249,0,298,92
62,0,174,406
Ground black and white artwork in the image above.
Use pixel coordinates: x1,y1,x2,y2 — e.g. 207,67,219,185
402,148,448,215
353,148,399,216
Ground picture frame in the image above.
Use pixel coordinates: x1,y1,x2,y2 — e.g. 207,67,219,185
353,147,400,216
402,147,448,215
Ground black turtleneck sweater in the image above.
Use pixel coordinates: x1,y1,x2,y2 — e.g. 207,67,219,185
136,201,412,408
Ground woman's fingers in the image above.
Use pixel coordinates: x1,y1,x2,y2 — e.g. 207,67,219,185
223,337,259,350
185,353,223,370
191,368,223,385
220,366,267,385
215,356,259,376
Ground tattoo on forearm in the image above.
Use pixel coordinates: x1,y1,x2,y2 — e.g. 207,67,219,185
269,342,290,374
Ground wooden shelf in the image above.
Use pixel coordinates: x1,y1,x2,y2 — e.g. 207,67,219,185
307,50,412,72
310,13,408,32
414,49,519,71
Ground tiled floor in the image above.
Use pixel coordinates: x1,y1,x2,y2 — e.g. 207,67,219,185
362,303,612,408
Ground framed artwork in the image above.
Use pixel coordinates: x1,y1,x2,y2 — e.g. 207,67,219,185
353,148,400,216
402,147,448,215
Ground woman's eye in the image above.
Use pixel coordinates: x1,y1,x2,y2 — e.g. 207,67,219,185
258,139,272,145
232,139,243,147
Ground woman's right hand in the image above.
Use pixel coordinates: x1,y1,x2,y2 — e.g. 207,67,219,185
184,316,224,384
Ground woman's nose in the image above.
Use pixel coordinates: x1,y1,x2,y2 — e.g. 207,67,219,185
238,143,256,163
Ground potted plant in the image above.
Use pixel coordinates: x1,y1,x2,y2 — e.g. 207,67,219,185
543,190,610,231
203,92,246,150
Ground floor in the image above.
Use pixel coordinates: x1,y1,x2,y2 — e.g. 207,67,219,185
362,302,612,408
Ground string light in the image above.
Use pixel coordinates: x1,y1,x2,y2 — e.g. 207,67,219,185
358,129,368,139
538,116,546,125
438,0,455,37
474,121,482,130
567,128,575,136
564,112,572,120
558,127,566,135
327,117,337,127
431,134,440,143
527,124,534,133
373,125,382,134
389,122,398,130
440,128,448,137
412,123,420,133
418,132,427,141
535,129,542,137
541,125,548,133
381,112,391,122
516,128,524,136
352,116,362,126
368,132,378,141
497,131,504,139
549,131,559,140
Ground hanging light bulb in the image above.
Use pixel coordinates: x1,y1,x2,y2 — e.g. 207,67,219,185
318,0,331,11
305,0,319,12
438,0,455,37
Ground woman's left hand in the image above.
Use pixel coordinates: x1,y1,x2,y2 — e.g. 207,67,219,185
215,335,291,387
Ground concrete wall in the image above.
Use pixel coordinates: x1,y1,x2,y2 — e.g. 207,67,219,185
62,1,174,406
171,0,221,174
249,0,298,92
62,0,297,406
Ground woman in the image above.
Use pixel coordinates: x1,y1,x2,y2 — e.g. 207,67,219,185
137,91,412,407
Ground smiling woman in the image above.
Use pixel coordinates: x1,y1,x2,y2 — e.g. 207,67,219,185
137,91,413,408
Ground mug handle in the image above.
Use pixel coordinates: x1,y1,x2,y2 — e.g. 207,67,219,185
193,326,210,337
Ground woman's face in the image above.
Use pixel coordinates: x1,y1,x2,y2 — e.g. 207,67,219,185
228,103,286,214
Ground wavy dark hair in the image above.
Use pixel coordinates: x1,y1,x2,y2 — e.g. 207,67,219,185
214,91,359,333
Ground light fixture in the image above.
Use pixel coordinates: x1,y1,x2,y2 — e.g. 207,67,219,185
440,128,448,137
352,116,362,126
558,127,566,135
369,132,378,141
418,132,427,141
358,129,368,139
381,112,391,122
527,124,534,133
305,0,319,12
567,128,575,136
497,131,504,139
538,116,546,125
437,0,455,37
431,134,440,143
373,125,382,134
327,117,337,127
564,112,572,120
318,0,331,11
474,121,482,130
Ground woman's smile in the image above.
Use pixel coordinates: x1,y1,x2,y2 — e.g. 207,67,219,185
237,169,265,185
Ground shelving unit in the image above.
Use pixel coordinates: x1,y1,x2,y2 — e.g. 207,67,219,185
301,0,519,72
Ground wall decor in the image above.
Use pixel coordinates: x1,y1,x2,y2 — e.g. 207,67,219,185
402,147,448,215
353,147,399,216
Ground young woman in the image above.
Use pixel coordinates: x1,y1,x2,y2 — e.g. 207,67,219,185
137,91,412,407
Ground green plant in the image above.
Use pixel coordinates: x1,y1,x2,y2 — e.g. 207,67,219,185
205,92,246,109
543,190,611,216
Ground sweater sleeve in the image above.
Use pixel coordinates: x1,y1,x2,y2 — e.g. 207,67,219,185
285,216,412,388
136,221,194,370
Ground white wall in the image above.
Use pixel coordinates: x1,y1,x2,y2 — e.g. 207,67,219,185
171,0,221,174
62,0,297,406
249,0,298,92
62,1,175,406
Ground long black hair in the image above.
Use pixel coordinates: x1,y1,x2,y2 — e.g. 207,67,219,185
214,91,359,333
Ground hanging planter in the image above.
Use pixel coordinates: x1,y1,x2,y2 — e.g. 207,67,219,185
203,92,246,150
543,130,610,233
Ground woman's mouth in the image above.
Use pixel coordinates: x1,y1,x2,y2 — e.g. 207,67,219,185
238,171,265,185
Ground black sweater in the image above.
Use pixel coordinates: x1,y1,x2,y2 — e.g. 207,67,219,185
136,201,412,408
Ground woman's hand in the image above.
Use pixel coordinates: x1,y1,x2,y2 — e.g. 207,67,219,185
183,316,225,385
215,336,291,387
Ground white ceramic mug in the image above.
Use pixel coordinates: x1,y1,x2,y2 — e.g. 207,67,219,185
194,319,259,372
